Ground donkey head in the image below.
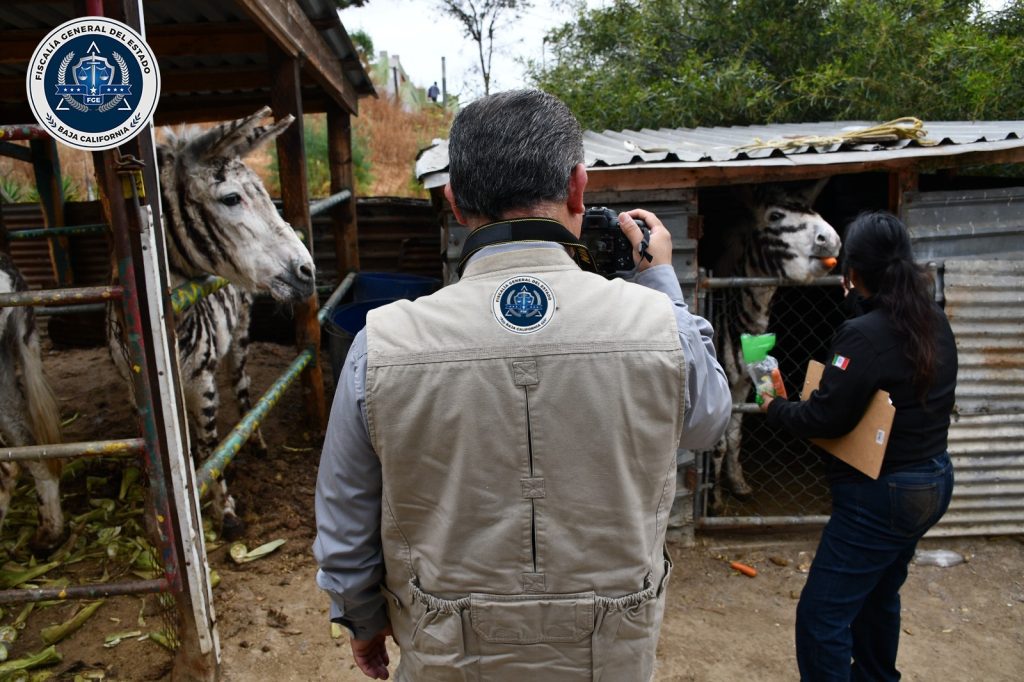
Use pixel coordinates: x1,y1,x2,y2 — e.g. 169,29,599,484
742,180,841,282
158,107,315,302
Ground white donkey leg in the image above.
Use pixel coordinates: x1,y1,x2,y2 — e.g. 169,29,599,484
25,460,64,548
723,413,753,498
0,393,63,548
0,460,19,535
0,398,25,532
187,371,244,540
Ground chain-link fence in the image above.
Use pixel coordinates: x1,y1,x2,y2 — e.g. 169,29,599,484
697,277,848,527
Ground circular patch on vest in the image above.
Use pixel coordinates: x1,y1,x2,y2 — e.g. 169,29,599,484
492,275,555,334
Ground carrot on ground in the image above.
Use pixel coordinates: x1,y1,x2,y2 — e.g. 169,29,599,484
730,561,758,577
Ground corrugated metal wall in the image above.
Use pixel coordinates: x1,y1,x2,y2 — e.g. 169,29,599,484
2,201,111,288
932,259,1024,536
904,187,1024,261
904,187,1024,537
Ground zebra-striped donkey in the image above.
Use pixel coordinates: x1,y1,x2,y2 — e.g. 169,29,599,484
0,254,64,548
710,181,841,513
109,108,315,539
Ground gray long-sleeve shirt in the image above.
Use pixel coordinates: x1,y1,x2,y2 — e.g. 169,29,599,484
313,245,731,639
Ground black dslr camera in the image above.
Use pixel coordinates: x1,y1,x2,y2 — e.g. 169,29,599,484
579,206,649,277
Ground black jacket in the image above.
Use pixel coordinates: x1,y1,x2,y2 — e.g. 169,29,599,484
766,295,958,479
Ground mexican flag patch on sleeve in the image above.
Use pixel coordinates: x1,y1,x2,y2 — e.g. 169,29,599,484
832,354,850,370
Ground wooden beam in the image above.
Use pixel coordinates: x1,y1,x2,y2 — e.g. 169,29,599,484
584,146,1024,192
270,47,326,431
327,102,359,274
236,0,358,114
0,200,8,254
889,168,919,217
0,22,268,64
147,23,267,58
150,91,329,126
158,65,271,94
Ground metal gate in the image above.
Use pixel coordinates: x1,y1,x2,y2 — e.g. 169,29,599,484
696,276,846,528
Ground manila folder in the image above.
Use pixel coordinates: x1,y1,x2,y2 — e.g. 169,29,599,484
800,360,895,480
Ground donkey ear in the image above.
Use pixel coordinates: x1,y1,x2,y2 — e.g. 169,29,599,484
198,107,294,160
235,114,295,158
793,177,829,206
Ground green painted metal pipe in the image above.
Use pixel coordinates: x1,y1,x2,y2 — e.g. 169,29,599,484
170,275,229,314
196,349,313,495
309,189,352,217
0,124,49,141
0,578,170,605
34,303,107,316
2,438,145,462
0,285,122,309
7,223,108,240
317,272,357,326
195,273,357,494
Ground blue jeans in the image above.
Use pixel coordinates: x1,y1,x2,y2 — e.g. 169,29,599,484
796,452,954,682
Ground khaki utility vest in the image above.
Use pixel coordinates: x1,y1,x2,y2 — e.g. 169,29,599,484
365,247,686,681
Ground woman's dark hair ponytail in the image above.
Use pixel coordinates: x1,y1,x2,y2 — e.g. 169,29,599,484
842,211,937,401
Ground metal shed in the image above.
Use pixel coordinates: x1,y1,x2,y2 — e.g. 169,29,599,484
416,118,1024,540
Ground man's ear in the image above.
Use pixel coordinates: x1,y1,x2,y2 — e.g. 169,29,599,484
444,183,468,226
567,163,588,216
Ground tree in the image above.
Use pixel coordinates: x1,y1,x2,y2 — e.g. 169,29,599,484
438,0,533,96
349,29,375,69
530,0,1024,130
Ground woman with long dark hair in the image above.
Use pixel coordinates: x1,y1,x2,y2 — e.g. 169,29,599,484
760,211,957,681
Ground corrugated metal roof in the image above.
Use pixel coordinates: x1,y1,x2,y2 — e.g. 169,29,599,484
416,120,1024,188
930,259,1024,537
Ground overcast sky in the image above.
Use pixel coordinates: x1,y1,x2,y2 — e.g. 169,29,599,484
339,1,609,101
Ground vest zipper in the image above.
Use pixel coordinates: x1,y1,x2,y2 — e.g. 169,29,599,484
525,387,538,574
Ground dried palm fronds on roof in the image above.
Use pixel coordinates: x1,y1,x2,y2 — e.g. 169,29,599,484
733,117,938,153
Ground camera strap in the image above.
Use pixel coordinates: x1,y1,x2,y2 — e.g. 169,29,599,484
456,218,597,277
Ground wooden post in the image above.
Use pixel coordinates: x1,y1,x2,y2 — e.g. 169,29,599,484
270,47,327,430
30,139,75,286
327,102,359,276
0,200,8,254
888,168,919,218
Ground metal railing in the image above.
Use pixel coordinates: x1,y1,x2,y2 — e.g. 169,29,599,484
194,272,356,494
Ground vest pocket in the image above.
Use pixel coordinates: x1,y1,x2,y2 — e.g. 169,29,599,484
591,558,673,682
405,581,473,681
470,592,596,681
469,592,596,644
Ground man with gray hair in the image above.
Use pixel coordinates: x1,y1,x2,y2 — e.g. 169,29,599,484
314,89,730,680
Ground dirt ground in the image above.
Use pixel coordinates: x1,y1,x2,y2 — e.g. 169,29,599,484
3,341,1022,681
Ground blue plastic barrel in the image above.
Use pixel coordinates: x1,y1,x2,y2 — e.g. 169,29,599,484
325,298,396,386
353,272,440,302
